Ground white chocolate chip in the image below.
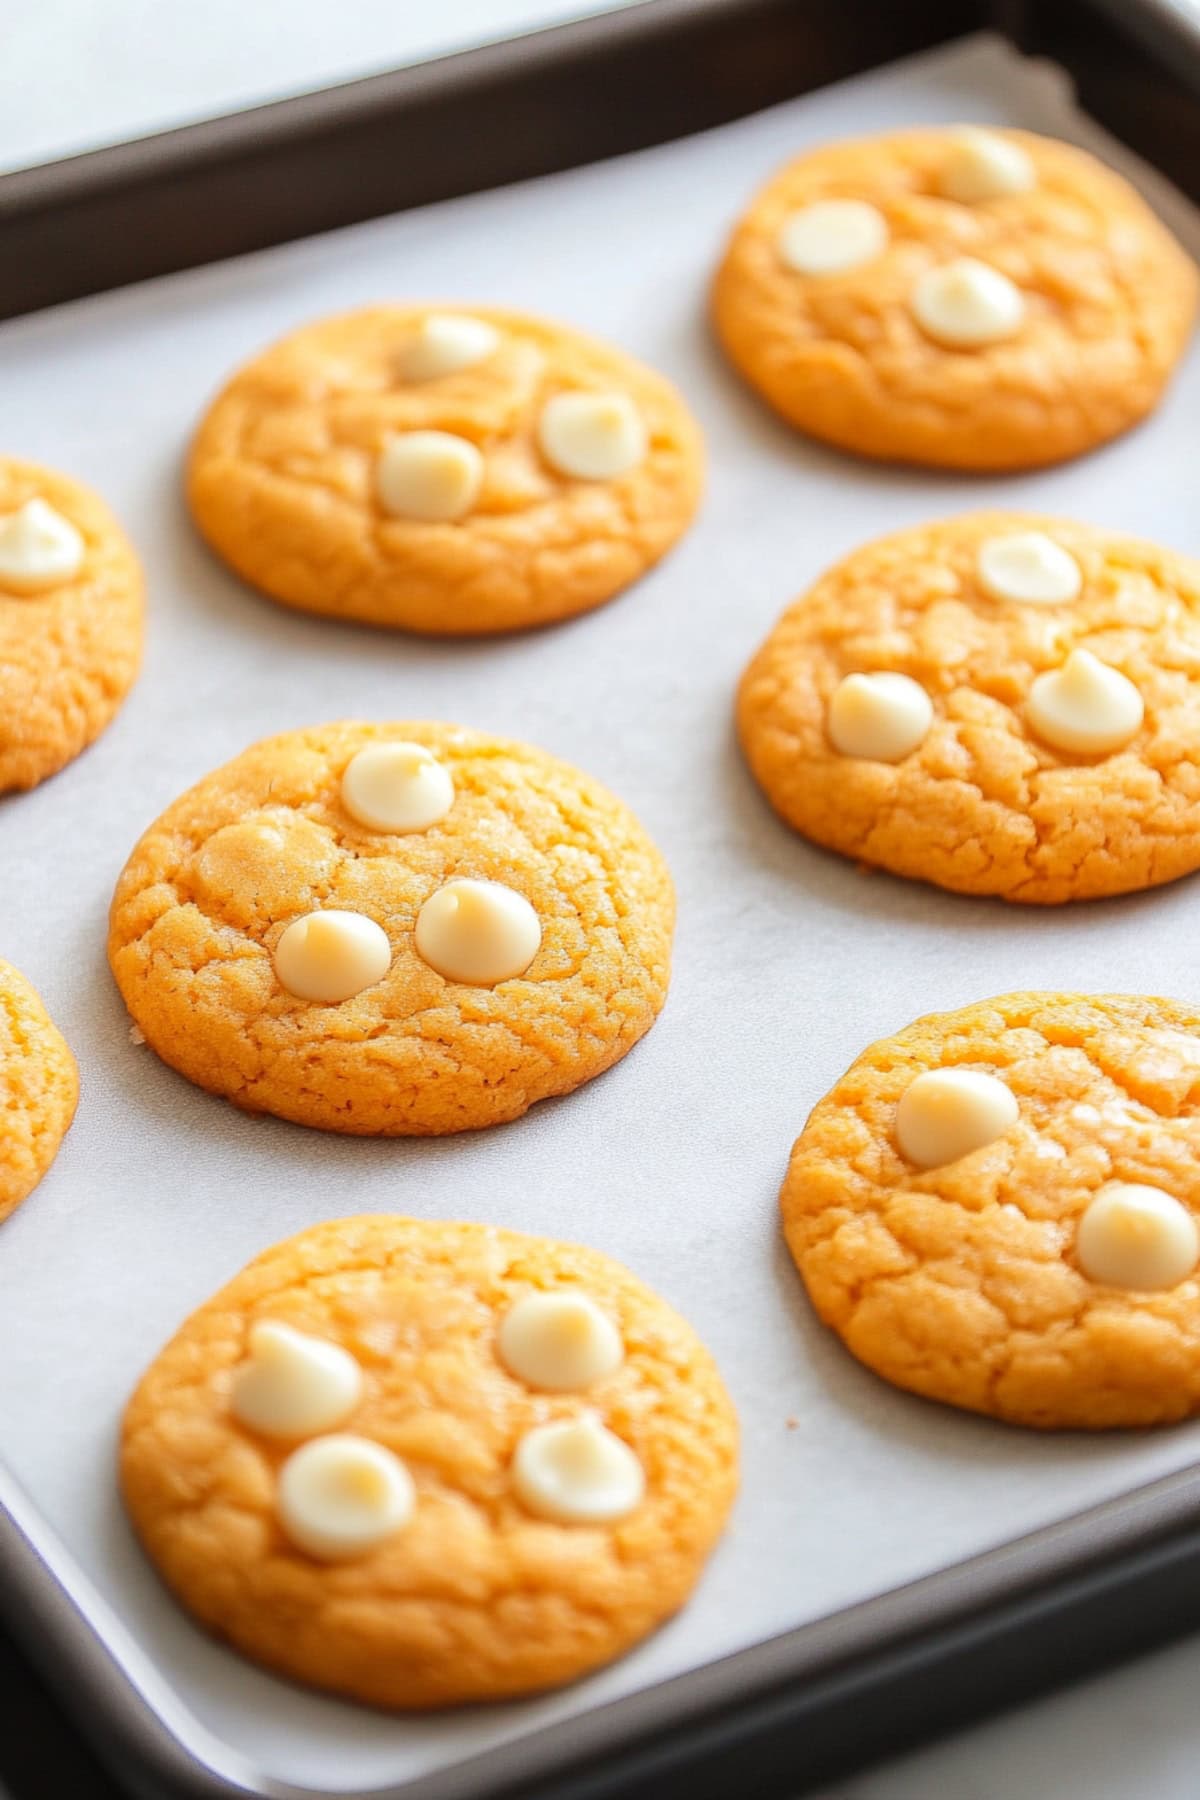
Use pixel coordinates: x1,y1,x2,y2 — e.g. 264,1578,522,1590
414,878,541,985
274,910,392,1004
511,1413,645,1524
1076,1183,1199,1290
276,1435,415,1560
537,392,646,481
1026,649,1144,756
376,431,484,521
777,199,889,275
910,257,1025,348
0,498,85,594
896,1068,1019,1168
977,532,1082,606
827,672,933,763
341,742,454,834
231,1322,364,1438
396,314,499,382
938,129,1036,203
498,1292,624,1392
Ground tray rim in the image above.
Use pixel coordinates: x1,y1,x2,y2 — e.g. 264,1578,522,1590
0,0,985,320
5,0,1200,1795
7,1451,1200,1800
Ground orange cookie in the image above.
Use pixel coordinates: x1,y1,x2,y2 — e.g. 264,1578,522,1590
782,991,1200,1429
108,722,674,1134
121,1215,739,1707
737,512,1200,904
187,306,703,634
0,457,143,791
712,127,1197,469
0,960,78,1223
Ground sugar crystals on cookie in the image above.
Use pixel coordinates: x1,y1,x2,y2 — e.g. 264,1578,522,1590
188,305,703,633
781,992,1200,1428
713,127,1196,468
122,1216,738,1705
738,512,1200,903
108,722,675,1134
0,457,144,792
0,960,79,1224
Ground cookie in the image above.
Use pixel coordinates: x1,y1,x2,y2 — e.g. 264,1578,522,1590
737,512,1200,904
186,306,703,635
712,127,1197,469
121,1214,738,1707
108,722,674,1134
0,960,79,1224
0,457,143,791
782,991,1200,1429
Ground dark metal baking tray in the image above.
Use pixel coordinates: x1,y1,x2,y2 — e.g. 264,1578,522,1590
7,1452,1200,1800
6,0,1198,320
3,2,1200,1797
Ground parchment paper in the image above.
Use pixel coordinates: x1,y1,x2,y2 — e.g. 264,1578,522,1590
2,33,1199,1794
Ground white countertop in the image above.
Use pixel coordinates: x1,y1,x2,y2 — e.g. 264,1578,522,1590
829,1632,1200,1800
6,6,1200,1800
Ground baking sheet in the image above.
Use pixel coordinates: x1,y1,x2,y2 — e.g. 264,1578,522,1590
0,0,644,175
2,30,1200,1796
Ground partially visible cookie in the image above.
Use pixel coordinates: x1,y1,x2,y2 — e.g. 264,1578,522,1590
782,991,1200,1429
0,458,143,791
187,306,703,634
121,1214,739,1707
737,512,1200,903
712,127,1197,469
0,960,78,1223
108,722,675,1134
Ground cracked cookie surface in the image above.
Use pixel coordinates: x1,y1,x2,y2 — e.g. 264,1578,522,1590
0,960,78,1223
737,512,1200,904
0,457,143,791
186,306,703,634
107,722,674,1134
121,1214,739,1707
712,128,1197,469
782,992,1200,1429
